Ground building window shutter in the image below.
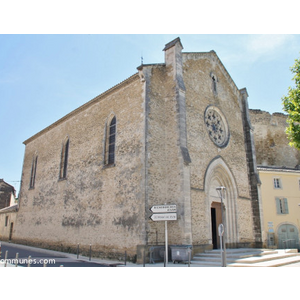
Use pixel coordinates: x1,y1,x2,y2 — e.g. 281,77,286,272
283,198,289,214
275,197,281,214
275,197,289,214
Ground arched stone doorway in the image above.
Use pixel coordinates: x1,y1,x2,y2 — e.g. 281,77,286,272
204,157,239,249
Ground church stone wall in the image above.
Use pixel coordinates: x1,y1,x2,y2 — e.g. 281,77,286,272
250,109,300,168
143,65,183,246
14,75,146,260
183,52,250,197
13,38,264,261
140,63,191,247
183,52,255,247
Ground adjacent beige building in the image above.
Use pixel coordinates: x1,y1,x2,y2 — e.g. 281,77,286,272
250,109,300,250
258,166,300,249
8,38,264,262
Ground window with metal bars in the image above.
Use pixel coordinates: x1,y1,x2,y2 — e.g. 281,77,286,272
105,116,116,165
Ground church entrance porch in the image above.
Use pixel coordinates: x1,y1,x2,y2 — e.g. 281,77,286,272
204,157,239,250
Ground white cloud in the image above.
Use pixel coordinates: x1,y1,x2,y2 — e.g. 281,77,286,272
248,35,292,54
245,34,296,62
220,34,298,68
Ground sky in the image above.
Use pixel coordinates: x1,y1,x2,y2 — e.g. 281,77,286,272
1,34,300,194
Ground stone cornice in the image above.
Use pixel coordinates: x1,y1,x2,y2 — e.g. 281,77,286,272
257,166,300,174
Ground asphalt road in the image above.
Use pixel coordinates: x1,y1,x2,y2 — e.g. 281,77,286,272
0,242,110,267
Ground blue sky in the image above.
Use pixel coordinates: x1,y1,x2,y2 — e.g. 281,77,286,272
1,34,300,194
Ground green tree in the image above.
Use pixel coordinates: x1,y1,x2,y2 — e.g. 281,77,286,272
282,56,300,150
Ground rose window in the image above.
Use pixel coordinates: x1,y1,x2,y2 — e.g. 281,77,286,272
204,106,229,147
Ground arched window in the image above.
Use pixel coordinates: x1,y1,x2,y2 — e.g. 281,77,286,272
59,137,69,179
29,154,38,188
105,116,116,165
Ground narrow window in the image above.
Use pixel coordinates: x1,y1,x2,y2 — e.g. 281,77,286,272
273,178,281,189
59,138,69,179
29,155,38,189
275,197,289,214
212,75,217,93
210,72,218,94
104,116,116,165
5,216,8,227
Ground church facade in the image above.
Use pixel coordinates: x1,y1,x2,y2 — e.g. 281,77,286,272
13,38,263,261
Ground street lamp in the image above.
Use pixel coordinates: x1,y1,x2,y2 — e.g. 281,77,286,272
216,186,227,267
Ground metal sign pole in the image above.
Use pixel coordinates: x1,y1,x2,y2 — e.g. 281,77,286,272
220,235,223,266
165,220,168,267
221,200,227,267
216,186,227,267
218,223,224,267
149,204,177,267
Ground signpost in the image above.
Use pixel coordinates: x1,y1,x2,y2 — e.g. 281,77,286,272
149,204,177,266
216,186,227,267
150,213,177,221
150,205,177,213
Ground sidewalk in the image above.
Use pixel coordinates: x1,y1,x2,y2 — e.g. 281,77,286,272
44,248,197,267
0,241,198,267
1,241,300,267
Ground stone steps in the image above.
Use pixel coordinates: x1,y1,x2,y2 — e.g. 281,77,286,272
191,248,300,267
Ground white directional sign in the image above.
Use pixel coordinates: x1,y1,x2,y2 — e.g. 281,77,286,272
149,205,178,266
150,213,177,221
150,204,177,213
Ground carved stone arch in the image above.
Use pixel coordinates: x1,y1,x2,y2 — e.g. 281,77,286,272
106,112,116,125
61,135,70,151
204,156,239,247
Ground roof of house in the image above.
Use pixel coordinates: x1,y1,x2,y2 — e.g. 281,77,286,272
257,165,300,174
0,203,18,214
0,179,16,191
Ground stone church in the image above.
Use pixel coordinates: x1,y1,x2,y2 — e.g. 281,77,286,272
13,37,263,262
